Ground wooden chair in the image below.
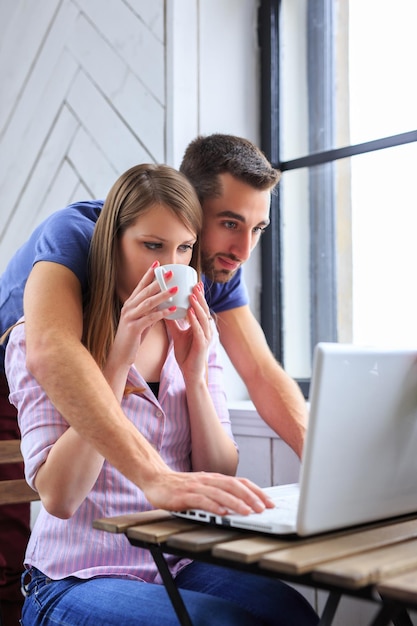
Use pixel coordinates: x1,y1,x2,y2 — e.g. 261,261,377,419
0,439,39,626
0,439,39,506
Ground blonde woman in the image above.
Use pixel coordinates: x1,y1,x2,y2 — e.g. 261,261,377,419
6,164,318,626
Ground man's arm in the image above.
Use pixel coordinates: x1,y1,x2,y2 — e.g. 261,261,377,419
22,262,272,514
23,263,169,484
216,305,307,459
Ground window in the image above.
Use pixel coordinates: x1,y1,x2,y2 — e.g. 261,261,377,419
259,0,417,395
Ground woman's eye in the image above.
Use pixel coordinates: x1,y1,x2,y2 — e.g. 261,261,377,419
179,244,193,253
144,242,162,250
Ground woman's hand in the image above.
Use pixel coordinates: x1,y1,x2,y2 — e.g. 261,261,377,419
166,282,213,382
110,262,176,366
103,262,177,398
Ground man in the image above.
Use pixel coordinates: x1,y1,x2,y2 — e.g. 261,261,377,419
180,135,306,456
0,134,307,624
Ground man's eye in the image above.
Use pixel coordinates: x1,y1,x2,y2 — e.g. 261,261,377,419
223,221,237,230
253,226,267,235
144,242,162,250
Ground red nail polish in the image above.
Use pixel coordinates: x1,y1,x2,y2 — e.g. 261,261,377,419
169,286,178,294
151,260,159,269
168,306,177,312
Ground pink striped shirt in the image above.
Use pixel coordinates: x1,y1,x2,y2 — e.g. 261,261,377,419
5,321,235,582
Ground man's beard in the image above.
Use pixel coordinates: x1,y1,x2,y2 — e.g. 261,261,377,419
201,253,239,284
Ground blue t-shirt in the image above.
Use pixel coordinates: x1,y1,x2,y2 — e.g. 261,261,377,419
0,200,248,372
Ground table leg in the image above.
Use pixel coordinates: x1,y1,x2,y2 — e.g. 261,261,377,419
370,601,414,626
149,545,194,626
318,591,342,626
392,608,415,626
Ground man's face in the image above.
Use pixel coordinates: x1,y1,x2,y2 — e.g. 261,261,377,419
200,173,271,283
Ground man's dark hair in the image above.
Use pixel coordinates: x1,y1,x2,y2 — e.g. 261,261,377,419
180,133,281,203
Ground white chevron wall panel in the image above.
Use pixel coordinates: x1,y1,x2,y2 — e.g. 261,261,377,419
0,0,166,272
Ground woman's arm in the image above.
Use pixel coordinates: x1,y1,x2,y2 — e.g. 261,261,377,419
34,428,104,519
168,287,238,475
186,364,238,475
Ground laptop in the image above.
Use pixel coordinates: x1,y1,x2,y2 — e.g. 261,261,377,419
175,342,417,536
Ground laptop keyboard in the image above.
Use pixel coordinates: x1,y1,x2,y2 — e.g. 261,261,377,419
258,483,300,524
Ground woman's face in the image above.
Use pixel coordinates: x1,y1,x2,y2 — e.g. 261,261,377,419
117,203,197,302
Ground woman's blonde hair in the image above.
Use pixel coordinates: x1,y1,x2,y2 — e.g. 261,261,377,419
83,163,202,369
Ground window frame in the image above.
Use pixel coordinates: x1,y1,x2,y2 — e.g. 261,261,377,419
258,0,417,397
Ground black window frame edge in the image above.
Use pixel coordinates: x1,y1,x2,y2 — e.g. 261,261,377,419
258,0,417,399
259,0,282,364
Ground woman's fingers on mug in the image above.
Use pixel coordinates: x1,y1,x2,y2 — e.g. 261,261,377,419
191,283,211,320
154,264,198,320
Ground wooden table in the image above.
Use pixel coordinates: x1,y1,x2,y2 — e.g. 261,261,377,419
93,510,417,626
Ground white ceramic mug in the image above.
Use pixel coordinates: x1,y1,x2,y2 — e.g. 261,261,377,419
154,264,198,320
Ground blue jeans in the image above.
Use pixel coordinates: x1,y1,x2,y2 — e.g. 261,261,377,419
21,563,318,626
